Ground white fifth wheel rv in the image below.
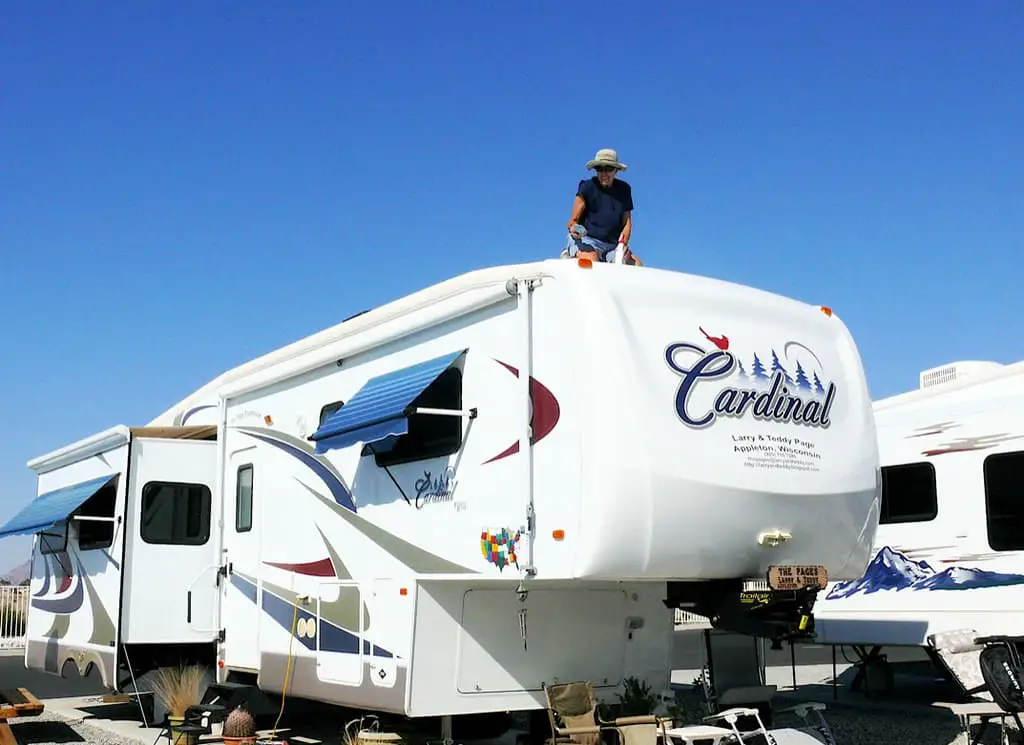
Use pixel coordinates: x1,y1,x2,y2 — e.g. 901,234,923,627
2,258,880,734
814,360,1024,674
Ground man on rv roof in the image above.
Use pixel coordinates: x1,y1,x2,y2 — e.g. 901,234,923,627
565,148,642,265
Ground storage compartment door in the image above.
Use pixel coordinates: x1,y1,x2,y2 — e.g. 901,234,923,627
456,588,627,694
315,580,364,686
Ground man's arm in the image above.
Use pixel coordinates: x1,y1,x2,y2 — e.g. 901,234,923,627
567,195,586,234
618,210,632,244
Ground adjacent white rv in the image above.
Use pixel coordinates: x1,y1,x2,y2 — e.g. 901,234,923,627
815,359,1024,650
1,258,881,731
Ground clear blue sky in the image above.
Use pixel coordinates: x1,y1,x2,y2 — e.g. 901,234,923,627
1,2,1022,571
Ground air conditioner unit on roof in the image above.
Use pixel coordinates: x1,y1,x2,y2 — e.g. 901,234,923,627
919,360,1004,390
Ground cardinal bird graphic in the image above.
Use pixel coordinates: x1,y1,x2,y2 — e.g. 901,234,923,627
699,326,729,351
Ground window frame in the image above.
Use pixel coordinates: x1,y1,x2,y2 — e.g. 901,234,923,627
139,480,212,546
319,400,345,426
879,461,938,525
370,366,465,468
983,450,1024,552
235,465,254,533
39,521,68,555
75,476,120,552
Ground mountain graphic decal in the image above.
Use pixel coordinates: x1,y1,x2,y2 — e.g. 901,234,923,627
826,546,1024,599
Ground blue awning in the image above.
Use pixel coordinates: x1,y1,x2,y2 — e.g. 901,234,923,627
0,474,117,540
310,349,465,454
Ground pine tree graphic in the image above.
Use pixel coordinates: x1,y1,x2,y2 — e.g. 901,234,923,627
751,354,768,383
813,372,826,396
794,361,812,391
770,350,794,385
736,359,748,381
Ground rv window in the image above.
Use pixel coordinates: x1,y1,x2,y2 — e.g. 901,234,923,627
372,366,463,468
983,451,1024,551
140,481,212,546
879,462,937,524
40,521,68,555
320,401,344,426
236,465,253,533
77,476,119,551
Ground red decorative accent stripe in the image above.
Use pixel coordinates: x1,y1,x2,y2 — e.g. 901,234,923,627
483,360,561,464
264,557,335,577
923,446,984,457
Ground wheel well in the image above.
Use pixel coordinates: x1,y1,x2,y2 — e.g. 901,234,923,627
118,642,218,686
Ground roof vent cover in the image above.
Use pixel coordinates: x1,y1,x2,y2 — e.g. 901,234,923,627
919,361,1003,390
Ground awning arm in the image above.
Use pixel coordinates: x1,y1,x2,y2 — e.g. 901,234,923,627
411,406,478,419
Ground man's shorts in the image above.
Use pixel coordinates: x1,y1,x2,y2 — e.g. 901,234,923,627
562,233,620,263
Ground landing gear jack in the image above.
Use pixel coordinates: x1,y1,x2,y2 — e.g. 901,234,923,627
441,715,453,745
665,580,819,646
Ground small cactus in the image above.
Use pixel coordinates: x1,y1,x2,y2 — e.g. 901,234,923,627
223,706,256,739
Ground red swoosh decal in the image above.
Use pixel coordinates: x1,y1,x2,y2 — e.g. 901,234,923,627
923,446,993,456
483,360,561,464
264,557,335,577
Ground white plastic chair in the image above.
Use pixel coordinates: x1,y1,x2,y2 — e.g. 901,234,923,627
776,702,837,744
704,708,830,744
661,722,735,745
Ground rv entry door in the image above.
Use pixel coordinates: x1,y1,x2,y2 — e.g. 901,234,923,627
121,437,220,645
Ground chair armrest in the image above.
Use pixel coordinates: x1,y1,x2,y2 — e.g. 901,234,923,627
704,707,760,723
555,725,614,736
612,716,660,726
975,635,1024,644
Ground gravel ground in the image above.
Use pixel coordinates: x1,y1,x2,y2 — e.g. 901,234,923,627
792,705,1013,744
9,708,152,745
668,688,1021,745
8,698,1021,745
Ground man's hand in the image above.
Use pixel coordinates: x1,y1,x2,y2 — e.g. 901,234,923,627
618,210,632,245
567,195,586,236
625,248,643,267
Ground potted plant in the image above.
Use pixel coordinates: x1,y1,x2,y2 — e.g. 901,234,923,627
616,676,658,717
223,705,257,745
150,664,206,745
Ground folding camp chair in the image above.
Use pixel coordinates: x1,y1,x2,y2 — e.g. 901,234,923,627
542,681,668,745
700,630,777,727
927,628,1022,744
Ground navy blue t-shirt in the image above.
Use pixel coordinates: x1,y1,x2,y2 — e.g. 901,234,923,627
577,177,634,243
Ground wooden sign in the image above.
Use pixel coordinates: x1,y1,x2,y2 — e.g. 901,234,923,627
767,564,828,591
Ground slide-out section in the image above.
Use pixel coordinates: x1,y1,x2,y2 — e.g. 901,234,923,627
17,449,130,688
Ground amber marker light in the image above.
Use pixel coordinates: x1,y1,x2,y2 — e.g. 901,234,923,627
577,257,593,269
820,306,833,317
552,529,565,541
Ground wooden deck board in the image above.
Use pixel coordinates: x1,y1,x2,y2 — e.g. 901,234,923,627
0,688,44,720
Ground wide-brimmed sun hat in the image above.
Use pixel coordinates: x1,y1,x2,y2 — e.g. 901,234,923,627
586,148,628,171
